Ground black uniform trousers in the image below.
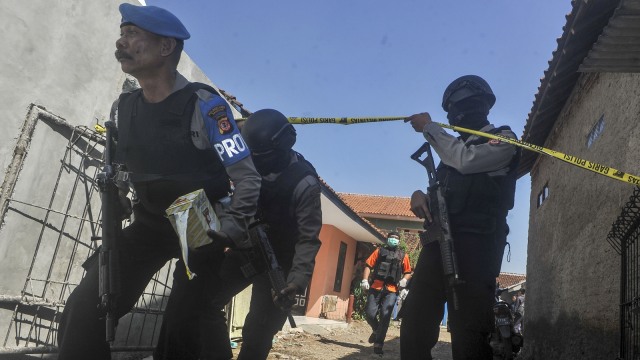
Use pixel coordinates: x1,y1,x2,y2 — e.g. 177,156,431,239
400,227,505,360
154,250,228,360
192,249,292,360
57,216,228,360
57,219,174,359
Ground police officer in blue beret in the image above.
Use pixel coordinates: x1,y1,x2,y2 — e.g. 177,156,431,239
56,4,261,359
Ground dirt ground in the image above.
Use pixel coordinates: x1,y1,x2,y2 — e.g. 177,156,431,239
231,319,453,360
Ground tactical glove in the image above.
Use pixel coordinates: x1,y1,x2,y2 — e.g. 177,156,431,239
273,283,298,311
360,279,370,291
206,230,234,249
410,190,432,223
399,289,409,300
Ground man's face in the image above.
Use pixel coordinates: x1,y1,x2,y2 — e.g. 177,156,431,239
387,235,400,248
115,25,165,76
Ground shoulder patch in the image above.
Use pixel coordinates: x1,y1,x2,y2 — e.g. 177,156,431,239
207,105,234,135
199,96,250,167
489,139,501,145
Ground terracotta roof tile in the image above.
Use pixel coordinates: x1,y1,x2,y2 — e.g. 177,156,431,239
337,193,417,218
497,272,527,289
318,179,386,239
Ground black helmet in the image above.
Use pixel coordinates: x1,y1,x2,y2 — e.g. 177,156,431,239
241,109,296,153
441,75,496,112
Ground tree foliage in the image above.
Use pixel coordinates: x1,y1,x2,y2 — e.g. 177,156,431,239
399,231,421,269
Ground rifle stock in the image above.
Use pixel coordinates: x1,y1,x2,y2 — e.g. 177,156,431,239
410,142,463,310
247,223,297,328
95,120,122,342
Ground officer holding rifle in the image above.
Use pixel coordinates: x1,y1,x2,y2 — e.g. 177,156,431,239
57,4,260,359
402,75,520,360
207,109,323,360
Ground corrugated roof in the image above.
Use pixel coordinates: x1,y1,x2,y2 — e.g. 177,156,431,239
517,0,623,177
580,0,640,73
337,193,418,219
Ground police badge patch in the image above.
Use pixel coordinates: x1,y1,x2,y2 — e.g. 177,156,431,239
199,96,250,167
217,117,232,135
208,105,234,135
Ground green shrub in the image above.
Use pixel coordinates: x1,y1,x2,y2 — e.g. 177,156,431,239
352,285,368,320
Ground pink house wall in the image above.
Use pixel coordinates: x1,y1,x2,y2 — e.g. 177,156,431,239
305,225,357,321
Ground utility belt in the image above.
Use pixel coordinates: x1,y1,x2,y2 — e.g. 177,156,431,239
115,168,231,218
419,209,508,246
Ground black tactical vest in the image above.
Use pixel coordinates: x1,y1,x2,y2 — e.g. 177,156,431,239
258,152,318,269
436,126,520,234
373,247,405,284
114,83,231,216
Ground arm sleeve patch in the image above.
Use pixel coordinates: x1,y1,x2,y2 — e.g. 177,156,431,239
199,96,250,167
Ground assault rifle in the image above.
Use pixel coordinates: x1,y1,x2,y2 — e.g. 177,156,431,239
93,120,122,342
241,222,297,328
410,142,463,310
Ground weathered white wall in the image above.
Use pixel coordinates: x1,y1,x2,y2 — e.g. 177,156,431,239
524,72,640,359
0,0,226,290
0,1,220,184
0,1,230,355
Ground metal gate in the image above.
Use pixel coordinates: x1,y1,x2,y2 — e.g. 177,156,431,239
607,186,640,360
0,105,174,357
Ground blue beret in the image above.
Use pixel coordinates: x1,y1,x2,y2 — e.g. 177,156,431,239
119,3,190,40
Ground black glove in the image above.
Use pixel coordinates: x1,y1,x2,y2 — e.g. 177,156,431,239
189,230,232,266
273,283,298,311
206,230,234,249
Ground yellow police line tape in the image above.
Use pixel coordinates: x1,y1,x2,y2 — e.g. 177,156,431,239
249,116,639,186
96,116,639,186
441,122,640,186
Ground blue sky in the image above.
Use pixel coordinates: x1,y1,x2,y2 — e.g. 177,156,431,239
146,0,573,274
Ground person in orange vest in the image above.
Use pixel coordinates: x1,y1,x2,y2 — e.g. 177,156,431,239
361,231,412,355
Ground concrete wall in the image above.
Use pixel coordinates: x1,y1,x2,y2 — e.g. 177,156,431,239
0,0,231,354
523,72,640,359
0,0,225,199
307,225,357,320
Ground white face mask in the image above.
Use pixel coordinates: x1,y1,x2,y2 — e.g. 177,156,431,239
387,237,399,248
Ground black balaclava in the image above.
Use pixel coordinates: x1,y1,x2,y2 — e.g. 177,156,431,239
241,109,297,175
446,96,491,141
252,149,291,175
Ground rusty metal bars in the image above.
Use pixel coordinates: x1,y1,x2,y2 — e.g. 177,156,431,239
607,186,640,359
0,121,174,356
